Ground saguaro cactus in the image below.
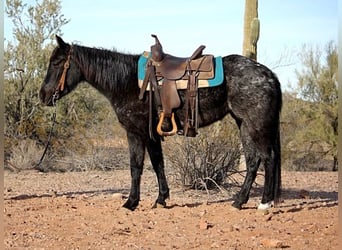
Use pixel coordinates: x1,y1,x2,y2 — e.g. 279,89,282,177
242,0,260,60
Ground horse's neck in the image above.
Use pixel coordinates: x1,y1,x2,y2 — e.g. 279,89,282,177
74,45,138,98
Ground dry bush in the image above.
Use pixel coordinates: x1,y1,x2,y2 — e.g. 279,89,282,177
285,150,336,171
32,145,129,173
33,94,129,172
6,139,43,171
49,144,129,172
164,118,242,189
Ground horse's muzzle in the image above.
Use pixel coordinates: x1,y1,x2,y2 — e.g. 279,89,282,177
39,87,55,106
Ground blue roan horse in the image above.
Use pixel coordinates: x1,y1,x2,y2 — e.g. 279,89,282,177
40,36,282,211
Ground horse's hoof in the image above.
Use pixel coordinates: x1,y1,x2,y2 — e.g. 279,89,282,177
231,201,242,210
230,205,241,211
257,201,274,210
152,201,166,209
123,199,139,211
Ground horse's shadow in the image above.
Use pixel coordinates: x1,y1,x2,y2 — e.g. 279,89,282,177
274,188,338,211
164,186,338,211
7,186,337,213
6,188,130,201
164,202,204,209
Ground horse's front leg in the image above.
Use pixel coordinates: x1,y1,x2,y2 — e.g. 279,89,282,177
123,132,146,211
147,137,169,208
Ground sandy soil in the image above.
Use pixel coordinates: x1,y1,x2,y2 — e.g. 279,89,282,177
4,169,338,249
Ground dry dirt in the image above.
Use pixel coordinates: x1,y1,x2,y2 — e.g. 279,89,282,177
4,169,338,249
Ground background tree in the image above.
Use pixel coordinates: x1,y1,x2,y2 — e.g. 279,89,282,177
4,0,68,142
281,41,338,171
4,0,70,169
5,0,120,171
297,41,338,105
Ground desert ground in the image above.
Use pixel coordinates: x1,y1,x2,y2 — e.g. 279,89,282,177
4,168,338,249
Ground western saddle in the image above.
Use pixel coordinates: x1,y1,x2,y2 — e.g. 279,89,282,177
139,34,214,137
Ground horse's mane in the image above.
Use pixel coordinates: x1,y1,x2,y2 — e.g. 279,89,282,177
72,44,139,94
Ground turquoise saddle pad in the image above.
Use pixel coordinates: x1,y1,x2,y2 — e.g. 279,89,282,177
138,53,224,88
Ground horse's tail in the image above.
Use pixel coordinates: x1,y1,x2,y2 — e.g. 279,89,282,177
273,127,282,205
273,77,282,205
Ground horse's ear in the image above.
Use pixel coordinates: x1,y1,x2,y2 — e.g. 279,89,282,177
55,35,69,49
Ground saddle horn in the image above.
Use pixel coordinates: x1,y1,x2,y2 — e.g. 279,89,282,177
151,34,161,45
151,34,165,62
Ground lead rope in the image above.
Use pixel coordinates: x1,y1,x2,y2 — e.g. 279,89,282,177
36,47,72,170
35,93,58,170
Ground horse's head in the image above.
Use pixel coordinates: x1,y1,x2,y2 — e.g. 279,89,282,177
40,35,82,106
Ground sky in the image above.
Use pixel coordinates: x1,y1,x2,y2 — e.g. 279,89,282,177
4,0,338,90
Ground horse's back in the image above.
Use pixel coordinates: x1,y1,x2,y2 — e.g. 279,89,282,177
223,54,282,135
223,54,281,96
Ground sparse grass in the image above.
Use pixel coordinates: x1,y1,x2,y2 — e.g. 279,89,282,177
6,139,43,171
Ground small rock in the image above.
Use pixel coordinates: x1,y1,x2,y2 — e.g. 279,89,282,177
257,209,270,215
264,214,273,221
211,242,220,248
260,238,284,248
199,219,209,230
142,223,153,230
112,193,123,200
199,218,213,230
228,225,235,232
199,210,207,217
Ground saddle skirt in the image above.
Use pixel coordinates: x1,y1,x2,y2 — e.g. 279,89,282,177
138,51,224,90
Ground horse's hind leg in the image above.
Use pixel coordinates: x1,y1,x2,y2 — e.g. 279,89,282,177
233,122,281,210
147,137,170,207
232,123,261,209
258,131,281,210
257,156,276,210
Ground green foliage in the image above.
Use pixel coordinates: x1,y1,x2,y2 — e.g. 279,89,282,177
4,0,121,171
281,41,338,171
296,41,338,105
4,0,68,142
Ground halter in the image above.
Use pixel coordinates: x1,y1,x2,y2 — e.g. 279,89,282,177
54,46,73,96
36,46,73,170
